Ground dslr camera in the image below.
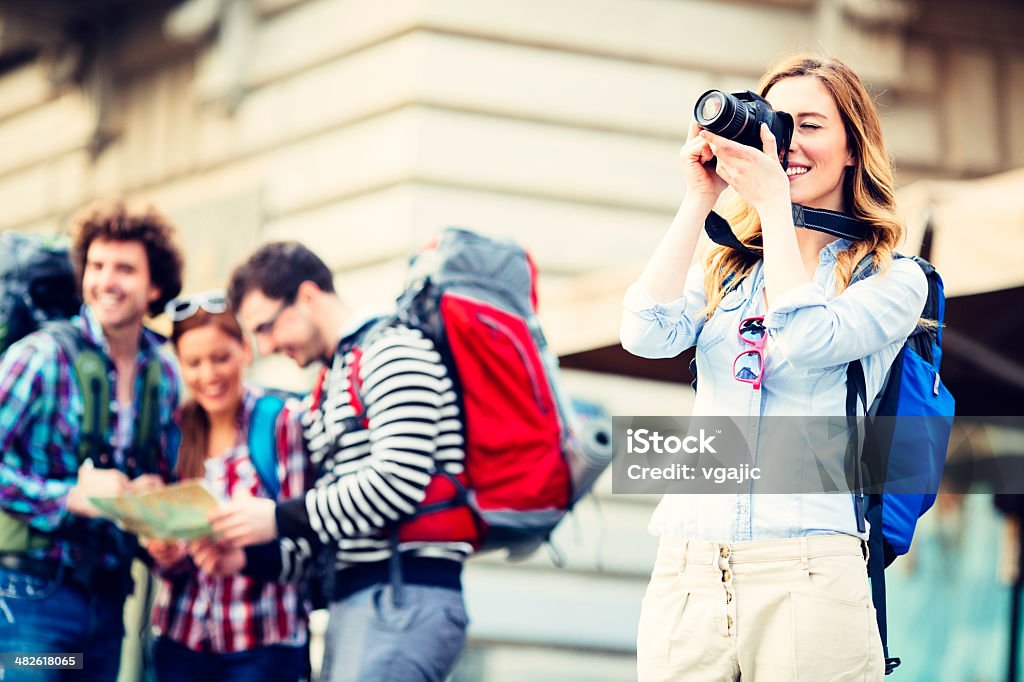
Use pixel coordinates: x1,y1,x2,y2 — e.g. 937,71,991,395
693,90,794,167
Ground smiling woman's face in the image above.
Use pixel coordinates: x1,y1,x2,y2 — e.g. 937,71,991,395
176,324,249,421
766,76,854,212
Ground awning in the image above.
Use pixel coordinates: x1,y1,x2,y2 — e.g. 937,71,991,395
898,167,1024,297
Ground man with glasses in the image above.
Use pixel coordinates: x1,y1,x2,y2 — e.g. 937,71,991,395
210,241,469,682
0,199,185,680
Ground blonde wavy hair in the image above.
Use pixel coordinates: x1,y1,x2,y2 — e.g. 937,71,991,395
702,54,904,316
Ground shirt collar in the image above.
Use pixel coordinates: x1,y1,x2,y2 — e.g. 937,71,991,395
76,304,168,361
337,306,389,346
819,238,853,264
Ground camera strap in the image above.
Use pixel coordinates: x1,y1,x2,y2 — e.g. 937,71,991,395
704,204,871,259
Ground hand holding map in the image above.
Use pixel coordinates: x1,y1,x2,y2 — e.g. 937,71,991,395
89,480,221,540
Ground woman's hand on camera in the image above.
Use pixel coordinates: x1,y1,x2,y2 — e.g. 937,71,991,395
680,120,727,209
702,123,790,214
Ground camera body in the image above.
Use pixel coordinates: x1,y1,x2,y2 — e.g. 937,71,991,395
694,90,794,167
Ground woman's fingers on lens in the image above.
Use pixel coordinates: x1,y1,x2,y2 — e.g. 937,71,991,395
687,120,702,141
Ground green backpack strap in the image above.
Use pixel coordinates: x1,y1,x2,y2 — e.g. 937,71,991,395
63,326,163,473
133,357,164,473
73,349,111,464
0,322,105,554
0,513,50,553
43,321,109,464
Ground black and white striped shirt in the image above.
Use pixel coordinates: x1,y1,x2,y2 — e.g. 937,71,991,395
274,322,470,582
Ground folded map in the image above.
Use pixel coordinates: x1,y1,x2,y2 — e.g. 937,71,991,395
89,480,221,540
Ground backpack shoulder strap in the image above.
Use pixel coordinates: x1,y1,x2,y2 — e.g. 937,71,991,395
39,319,81,360
850,253,877,285
347,345,369,429
164,423,182,479
340,316,392,429
43,321,110,464
134,356,164,472
902,255,945,353
249,393,285,499
846,358,868,536
48,321,166,472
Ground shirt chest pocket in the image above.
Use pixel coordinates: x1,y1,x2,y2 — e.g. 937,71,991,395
696,288,747,352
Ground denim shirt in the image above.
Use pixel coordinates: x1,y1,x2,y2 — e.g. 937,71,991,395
620,239,928,542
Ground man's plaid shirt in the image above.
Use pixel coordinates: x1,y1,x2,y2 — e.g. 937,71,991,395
0,306,179,572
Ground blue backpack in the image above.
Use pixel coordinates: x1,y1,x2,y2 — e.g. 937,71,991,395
847,254,955,675
166,392,287,498
247,393,288,499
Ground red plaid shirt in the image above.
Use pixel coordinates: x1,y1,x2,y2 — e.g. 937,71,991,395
151,388,313,653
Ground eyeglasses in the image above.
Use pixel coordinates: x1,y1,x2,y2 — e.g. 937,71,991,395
252,297,293,337
165,290,228,322
734,316,766,390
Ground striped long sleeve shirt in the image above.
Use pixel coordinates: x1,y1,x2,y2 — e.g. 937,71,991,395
151,387,314,653
265,321,470,584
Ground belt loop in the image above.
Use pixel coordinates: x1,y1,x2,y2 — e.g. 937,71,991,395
799,537,809,570
861,538,870,563
679,540,688,573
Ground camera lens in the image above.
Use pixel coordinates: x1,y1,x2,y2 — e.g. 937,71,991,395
700,93,724,122
694,90,752,142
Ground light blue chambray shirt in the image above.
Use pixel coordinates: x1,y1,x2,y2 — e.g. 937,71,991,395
620,239,928,543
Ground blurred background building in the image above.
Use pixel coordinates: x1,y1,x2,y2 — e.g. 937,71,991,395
1,0,1023,680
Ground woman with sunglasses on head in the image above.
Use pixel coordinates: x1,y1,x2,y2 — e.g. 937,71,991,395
145,291,312,682
621,55,928,681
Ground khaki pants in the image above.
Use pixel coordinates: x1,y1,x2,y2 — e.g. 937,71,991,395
637,535,884,681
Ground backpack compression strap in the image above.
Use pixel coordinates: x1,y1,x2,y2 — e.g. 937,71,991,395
867,499,901,675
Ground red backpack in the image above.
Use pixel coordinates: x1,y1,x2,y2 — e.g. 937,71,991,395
343,228,611,559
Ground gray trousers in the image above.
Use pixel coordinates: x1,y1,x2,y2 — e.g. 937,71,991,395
320,583,468,682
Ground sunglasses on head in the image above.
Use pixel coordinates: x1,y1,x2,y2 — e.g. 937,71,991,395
165,290,228,322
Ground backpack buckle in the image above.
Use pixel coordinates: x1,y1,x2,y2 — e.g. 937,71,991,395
884,656,901,675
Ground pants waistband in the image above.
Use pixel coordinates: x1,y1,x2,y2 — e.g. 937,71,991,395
658,534,865,566
0,553,132,599
332,556,462,601
0,553,59,580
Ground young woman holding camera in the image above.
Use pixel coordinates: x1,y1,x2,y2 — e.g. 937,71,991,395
620,55,927,680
